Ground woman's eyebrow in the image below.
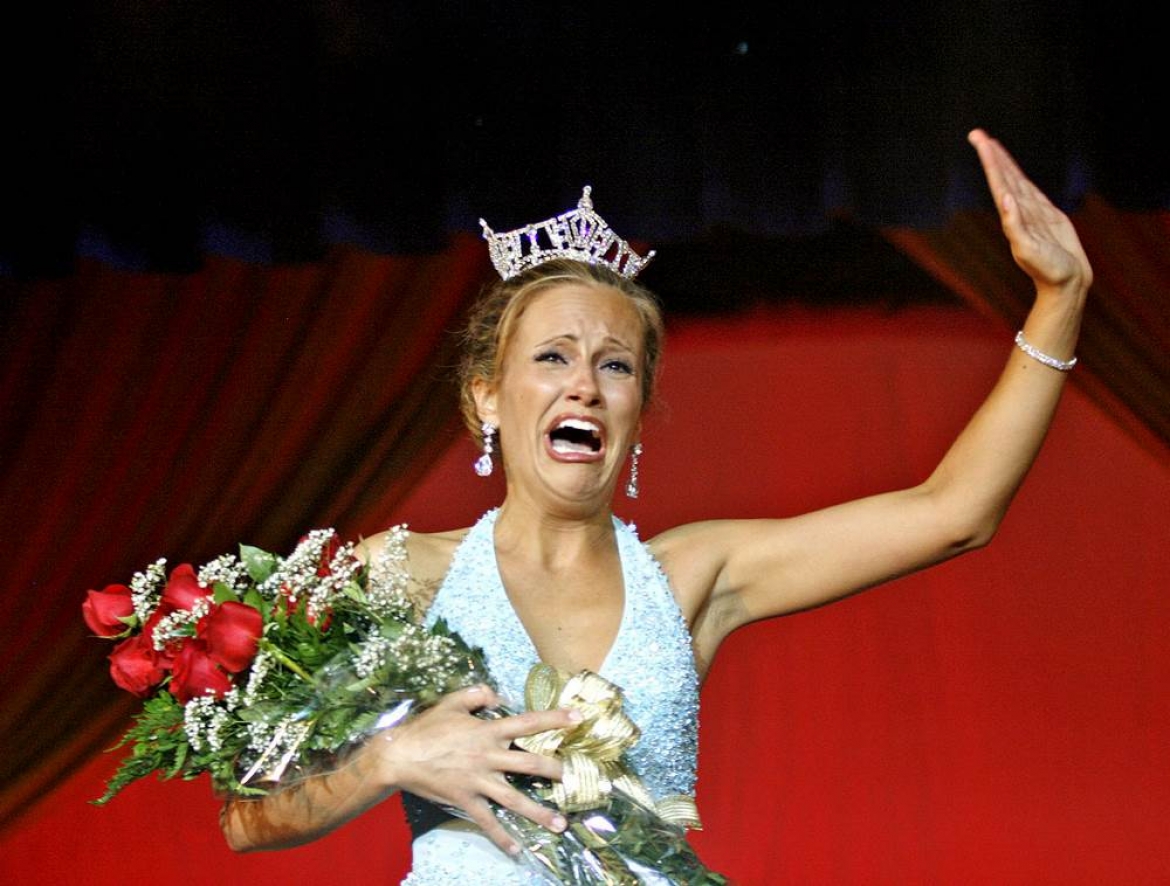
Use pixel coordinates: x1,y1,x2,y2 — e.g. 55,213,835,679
532,333,635,351
534,334,577,347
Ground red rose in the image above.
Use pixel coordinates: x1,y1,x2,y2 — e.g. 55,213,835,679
109,633,167,697
142,607,178,667
170,639,233,703
319,534,341,576
82,583,135,637
200,601,262,673
275,583,330,629
297,531,342,578
161,563,209,611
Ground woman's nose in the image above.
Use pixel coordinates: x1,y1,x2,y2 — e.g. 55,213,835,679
567,366,601,405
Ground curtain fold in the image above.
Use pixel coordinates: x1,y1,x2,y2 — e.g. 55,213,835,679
0,236,494,832
0,200,1166,881
884,200,1170,462
3,300,1165,885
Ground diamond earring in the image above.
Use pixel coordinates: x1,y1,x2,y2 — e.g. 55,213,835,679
474,422,496,477
625,442,643,499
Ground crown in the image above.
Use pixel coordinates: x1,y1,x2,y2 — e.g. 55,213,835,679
479,186,654,280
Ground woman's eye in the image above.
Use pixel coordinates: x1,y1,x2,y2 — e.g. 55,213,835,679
602,359,634,375
536,350,567,364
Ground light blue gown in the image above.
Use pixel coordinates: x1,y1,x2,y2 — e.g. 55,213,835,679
401,509,700,885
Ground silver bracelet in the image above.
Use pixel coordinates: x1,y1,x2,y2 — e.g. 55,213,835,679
1014,330,1077,372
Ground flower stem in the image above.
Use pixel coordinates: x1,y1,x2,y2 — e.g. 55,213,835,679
261,642,315,683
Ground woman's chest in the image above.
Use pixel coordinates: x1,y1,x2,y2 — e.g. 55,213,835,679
500,569,625,675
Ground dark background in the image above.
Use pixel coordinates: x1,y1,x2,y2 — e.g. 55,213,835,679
1,4,1167,884
3,1,1164,293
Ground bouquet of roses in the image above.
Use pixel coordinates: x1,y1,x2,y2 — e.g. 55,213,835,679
83,528,726,885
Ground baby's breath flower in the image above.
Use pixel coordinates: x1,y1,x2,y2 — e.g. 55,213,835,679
245,717,278,755
95,524,490,808
129,558,167,623
353,634,393,679
366,524,412,617
151,596,211,650
259,528,338,603
305,540,360,623
241,651,273,706
198,554,248,593
183,688,240,754
242,715,312,783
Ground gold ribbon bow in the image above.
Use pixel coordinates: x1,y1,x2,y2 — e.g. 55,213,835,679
515,663,701,830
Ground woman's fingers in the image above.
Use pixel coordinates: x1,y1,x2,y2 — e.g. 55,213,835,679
970,129,1030,212
450,770,568,855
375,688,581,843
460,796,526,856
437,683,501,713
490,747,564,782
968,128,1091,293
433,686,583,746
493,706,583,742
480,775,568,836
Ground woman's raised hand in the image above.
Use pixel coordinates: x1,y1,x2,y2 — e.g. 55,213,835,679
968,128,1093,298
358,684,580,855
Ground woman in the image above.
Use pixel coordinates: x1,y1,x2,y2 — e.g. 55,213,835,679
221,130,1090,882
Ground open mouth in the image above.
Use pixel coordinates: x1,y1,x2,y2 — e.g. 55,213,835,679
548,418,603,456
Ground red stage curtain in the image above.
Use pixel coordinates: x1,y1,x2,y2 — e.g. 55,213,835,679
0,203,1167,884
0,236,495,832
885,198,1170,462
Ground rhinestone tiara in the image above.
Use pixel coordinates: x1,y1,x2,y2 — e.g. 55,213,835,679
479,186,654,280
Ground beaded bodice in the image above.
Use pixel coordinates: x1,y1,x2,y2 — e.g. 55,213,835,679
426,508,699,801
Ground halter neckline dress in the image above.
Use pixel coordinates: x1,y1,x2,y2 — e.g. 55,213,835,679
401,509,699,885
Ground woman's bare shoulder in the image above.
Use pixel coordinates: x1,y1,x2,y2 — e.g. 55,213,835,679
646,520,724,566
645,521,727,614
354,524,470,589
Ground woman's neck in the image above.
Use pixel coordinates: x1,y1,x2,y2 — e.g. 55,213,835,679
492,497,616,571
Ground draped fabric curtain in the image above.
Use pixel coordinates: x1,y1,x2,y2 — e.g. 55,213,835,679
0,236,496,832
2,263,1166,884
2,4,1168,876
885,199,1170,462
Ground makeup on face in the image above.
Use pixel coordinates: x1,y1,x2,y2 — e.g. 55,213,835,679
487,284,645,496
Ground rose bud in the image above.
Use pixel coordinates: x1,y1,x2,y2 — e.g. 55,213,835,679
82,584,136,637
108,633,167,697
317,533,341,577
169,639,233,704
200,601,262,673
141,607,178,667
161,563,210,612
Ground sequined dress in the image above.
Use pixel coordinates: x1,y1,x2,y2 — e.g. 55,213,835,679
401,508,700,885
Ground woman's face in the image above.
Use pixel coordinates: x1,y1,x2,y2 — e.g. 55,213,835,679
475,282,646,509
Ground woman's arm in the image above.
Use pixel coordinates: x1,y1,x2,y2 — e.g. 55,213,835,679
222,528,581,854
221,684,578,853
658,130,1091,655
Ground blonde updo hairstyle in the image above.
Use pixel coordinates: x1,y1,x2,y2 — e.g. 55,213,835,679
459,258,665,447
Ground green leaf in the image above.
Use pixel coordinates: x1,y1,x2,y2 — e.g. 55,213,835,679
166,740,188,778
240,544,278,583
244,587,266,612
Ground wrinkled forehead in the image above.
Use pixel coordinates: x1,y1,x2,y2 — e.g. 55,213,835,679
499,282,646,358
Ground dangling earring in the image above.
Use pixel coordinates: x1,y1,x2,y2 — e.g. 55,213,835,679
474,422,496,477
625,443,643,499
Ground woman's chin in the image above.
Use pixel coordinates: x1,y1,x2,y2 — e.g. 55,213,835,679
534,465,618,508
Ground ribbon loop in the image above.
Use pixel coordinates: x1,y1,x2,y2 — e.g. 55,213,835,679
515,663,702,830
